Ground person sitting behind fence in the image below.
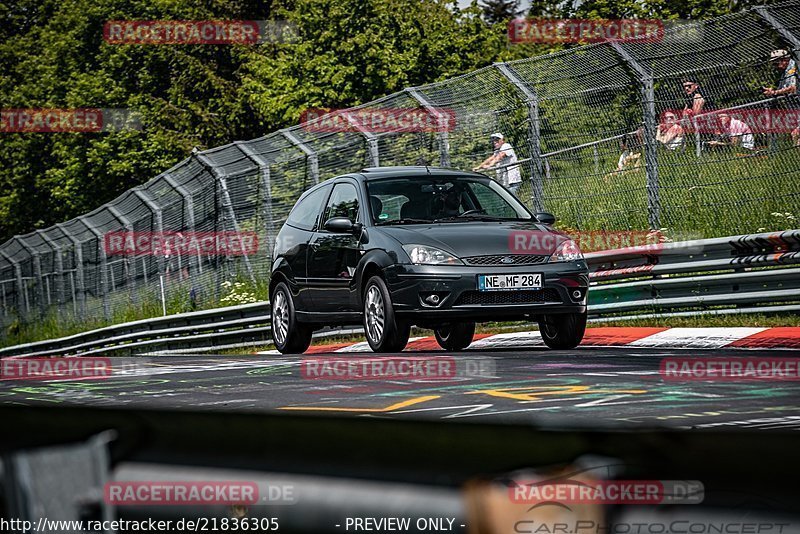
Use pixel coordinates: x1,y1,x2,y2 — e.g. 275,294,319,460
710,112,755,150
656,111,685,150
616,129,643,170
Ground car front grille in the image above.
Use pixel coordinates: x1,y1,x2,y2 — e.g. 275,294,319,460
455,288,561,305
463,254,548,266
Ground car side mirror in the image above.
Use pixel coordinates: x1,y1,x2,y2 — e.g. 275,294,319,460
324,217,361,234
535,212,556,225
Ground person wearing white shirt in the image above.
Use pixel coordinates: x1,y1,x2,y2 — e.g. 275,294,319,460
473,132,522,196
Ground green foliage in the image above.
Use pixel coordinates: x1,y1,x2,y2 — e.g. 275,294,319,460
0,0,509,242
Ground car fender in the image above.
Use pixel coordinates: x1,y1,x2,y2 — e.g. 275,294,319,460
354,249,397,305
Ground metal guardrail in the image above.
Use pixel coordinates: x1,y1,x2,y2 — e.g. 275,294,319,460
585,228,800,318
1,229,797,357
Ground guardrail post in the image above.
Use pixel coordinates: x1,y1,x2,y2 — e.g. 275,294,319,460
14,238,46,317
56,224,85,319
80,217,111,322
495,63,545,212
161,173,202,275
281,129,320,184
107,205,137,305
235,142,276,261
194,152,257,286
0,251,26,317
407,88,451,167
35,230,64,316
610,42,661,230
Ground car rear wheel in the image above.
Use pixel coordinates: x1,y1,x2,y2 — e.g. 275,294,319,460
363,276,410,353
434,322,475,351
271,282,313,354
538,311,587,350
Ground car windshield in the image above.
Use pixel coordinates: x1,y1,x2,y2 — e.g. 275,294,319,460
366,176,531,224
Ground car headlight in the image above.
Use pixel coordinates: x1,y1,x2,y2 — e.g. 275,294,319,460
402,244,463,265
549,239,584,262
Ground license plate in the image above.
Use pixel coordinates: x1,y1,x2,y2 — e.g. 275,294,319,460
478,273,542,291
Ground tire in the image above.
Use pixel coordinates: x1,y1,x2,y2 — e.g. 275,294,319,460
271,282,312,354
538,311,587,350
434,322,476,351
363,275,410,353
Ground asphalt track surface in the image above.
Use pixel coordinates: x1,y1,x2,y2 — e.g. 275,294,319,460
2,345,799,430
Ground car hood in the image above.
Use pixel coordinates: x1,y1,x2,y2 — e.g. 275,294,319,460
376,220,568,258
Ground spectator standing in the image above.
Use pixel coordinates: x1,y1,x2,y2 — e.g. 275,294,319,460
763,49,799,145
473,132,522,196
763,49,798,101
681,79,713,123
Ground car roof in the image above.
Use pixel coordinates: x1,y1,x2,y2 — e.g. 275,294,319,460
358,166,487,180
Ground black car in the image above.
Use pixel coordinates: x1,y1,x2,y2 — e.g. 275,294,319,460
270,166,589,354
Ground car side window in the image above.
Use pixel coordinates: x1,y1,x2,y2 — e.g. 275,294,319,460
285,186,329,231
468,182,518,218
323,183,360,225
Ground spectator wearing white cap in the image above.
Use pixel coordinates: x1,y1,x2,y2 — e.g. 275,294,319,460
473,132,522,196
763,49,797,100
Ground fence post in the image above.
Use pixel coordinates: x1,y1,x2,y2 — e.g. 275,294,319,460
106,204,136,305
56,224,85,319
161,173,202,275
235,141,276,263
14,238,46,317
406,87,451,167
341,112,380,167
281,129,320,184
79,217,111,322
495,62,545,212
754,6,800,53
610,42,661,230
35,230,64,316
193,152,257,286
0,251,25,317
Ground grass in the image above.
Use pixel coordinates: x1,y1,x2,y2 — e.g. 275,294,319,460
2,273,271,347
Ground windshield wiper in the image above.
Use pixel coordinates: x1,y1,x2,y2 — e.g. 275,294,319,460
433,214,514,222
374,218,432,226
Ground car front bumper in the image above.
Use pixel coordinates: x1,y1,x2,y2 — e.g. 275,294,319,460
384,260,589,323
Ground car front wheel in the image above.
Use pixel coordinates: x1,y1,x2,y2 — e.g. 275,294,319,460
363,276,410,353
434,322,475,351
271,282,313,354
538,311,587,350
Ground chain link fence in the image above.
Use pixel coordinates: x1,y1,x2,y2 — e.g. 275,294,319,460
2,0,800,340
